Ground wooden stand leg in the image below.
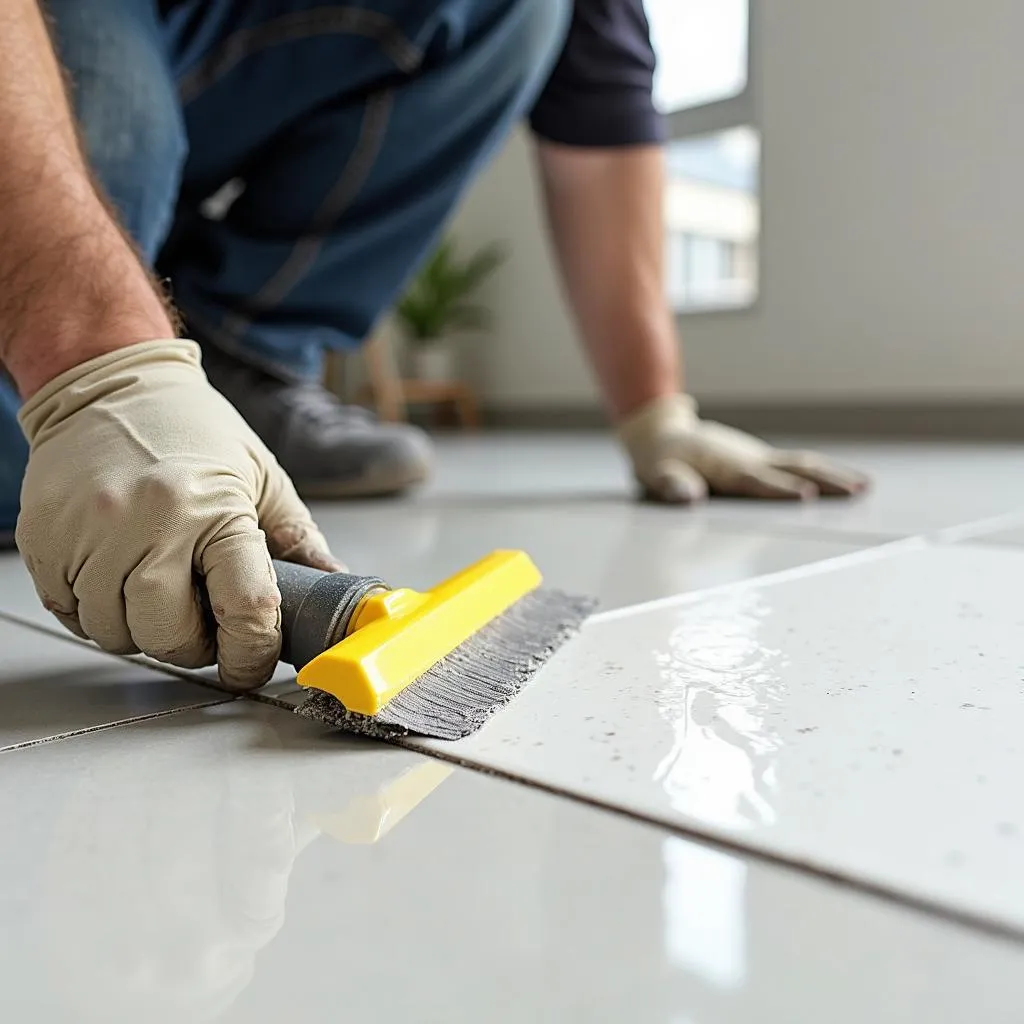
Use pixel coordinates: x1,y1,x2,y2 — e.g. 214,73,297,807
364,329,406,422
457,388,480,430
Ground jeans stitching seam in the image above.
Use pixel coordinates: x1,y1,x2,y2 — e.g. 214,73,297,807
217,88,394,348
178,7,423,102
182,306,311,383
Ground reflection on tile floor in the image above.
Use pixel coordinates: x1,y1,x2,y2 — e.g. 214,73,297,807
0,502,865,630
0,618,228,750
3,435,1024,1019
420,435,1024,538
0,703,1021,1024
416,542,1024,931
308,502,865,612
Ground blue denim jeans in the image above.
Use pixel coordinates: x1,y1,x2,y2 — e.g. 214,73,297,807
0,0,568,532
0,377,28,539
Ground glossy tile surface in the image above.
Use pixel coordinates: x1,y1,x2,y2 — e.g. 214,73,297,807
965,516,1024,549
415,543,1024,932
0,701,1020,1024
698,441,1024,538
0,552,316,694
0,510,864,632
0,551,67,631
3,436,1024,1020
8,435,1024,634
0,617,227,750
0,507,864,694
308,500,864,610
423,435,1024,538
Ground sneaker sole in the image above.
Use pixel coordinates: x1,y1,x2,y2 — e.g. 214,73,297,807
294,463,429,500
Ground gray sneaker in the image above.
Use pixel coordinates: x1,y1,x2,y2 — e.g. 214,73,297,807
201,347,433,498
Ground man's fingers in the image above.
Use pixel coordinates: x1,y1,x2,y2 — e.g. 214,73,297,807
18,546,88,640
125,553,215,668
713,465,818,500
260,470,346,571
772,452,871,497
200,521,281,691
266,518,344,572
71,557,139,655
642,459,709,504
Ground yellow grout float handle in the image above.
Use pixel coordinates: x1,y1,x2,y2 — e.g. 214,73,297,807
274,550,543,716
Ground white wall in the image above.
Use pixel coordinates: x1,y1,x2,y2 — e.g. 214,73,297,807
453,0,1024,408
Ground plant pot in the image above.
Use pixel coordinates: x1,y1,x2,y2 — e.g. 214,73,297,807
411,342,457,382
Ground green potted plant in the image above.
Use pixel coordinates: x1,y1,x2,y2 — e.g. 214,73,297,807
395,236,506,382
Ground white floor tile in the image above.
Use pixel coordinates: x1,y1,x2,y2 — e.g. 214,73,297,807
961,517,1024,549
0,700,1019,1024
270,502,862,701
426,435,1024,539
308,500,864,611
699,441,1024,538
156,661,304,695
0,551,48,628
0,618,228,749
0,553,300,694
425,432,633,500
0,508,862,694
412,543,1024,933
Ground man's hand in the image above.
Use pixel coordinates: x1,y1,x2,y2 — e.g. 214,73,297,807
535,144,868,503
619,395,870,503
16,339,340,689
0,2,338,686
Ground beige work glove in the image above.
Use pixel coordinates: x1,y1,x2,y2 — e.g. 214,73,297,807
618,394,869,502
16,339,340,689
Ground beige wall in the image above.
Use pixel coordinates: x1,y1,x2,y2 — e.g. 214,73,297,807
452,0,1024,409
450,131,596,407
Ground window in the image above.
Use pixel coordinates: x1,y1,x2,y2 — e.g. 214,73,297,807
646,1,759,313
646,0,749,114
664,128,759,311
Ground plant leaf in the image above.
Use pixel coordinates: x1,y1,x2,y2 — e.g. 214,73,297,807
393,235,506,344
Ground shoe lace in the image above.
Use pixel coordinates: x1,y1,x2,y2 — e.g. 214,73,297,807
274,382,375,431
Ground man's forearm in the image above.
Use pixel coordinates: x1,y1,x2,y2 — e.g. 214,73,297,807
0,0,174,398
534,141,681,420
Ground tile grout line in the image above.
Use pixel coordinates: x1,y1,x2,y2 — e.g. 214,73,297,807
692,514,906,547
0,608,247,701
0,607,91,641
355,494,909,548
589,534,929,624
0,505,1015,655
0,698,235,756
403,740,1024,948
589,507,1024,628
245,689,303,710
6,569,1023,942
958,537,1024,552
237,689,1024,947
928,509,1024,545
3,500,1024,935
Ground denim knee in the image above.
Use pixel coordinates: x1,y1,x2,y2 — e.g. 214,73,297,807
47,0,187,262
493,0,572,99
0,376,28,535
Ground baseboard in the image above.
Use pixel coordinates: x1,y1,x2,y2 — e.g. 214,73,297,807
482,406,608,430
481,400,1024,439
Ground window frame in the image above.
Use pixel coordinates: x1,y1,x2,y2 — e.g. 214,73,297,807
656,0,760,316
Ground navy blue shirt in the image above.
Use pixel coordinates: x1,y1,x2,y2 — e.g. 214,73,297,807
530,0,665,148
157,0,663,148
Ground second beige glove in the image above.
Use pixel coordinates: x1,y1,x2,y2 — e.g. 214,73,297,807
618,394,870,503
16,339,340,689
